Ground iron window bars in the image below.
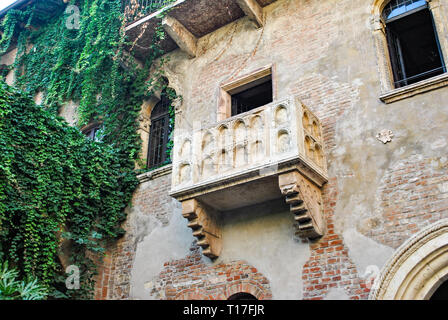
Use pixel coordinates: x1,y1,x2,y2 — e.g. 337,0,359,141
123,0,173,24
147,93,172,169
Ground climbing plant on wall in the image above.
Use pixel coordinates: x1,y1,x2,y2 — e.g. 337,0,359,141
0,0,177,299
0,81,140,298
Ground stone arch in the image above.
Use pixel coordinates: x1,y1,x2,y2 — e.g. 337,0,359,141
218,125,229,148
312,120,320,140
179,163,191,184
179,139,191,159
370,219,448,300
201,156,215,177
201,131,215,155
147,77,178,115
233,119,247,144
228,292,258,300
250,115,264,140
314,143,323,167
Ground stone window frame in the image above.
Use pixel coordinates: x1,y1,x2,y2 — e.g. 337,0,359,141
217,64,277,121
371,0,448,103
81,121,104,141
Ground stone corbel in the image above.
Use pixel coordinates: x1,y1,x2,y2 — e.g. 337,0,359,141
279,170,325,240
182,199,222,259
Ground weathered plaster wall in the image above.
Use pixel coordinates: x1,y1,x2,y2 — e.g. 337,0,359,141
116,0,448,300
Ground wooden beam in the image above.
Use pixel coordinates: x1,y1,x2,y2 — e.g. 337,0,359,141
235,0,264,28
162,15,197,58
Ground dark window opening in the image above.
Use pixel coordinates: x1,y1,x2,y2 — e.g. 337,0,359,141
230,75,273,116
227,292,258,300
147,91,172,169
430,280,448,300
83,123,103,141
385,3,446,88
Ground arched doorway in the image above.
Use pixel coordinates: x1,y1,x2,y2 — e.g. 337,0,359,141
370,219,448,300
228,292,258,300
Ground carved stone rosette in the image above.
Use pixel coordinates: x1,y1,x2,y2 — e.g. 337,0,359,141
181,199,222,259
279,171,325,239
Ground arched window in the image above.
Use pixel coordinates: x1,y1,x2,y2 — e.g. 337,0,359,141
383,0,446,88
82,122,103,142
147,90,172,168
227,292,258,300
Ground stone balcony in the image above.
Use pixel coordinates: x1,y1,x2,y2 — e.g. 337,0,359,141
124,0,277,61
170,96,329,259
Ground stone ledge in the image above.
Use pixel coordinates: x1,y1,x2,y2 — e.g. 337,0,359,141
137,164,173,183
380,72,448,104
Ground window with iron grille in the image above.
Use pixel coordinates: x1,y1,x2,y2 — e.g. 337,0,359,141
383,0,446,88
147,92,172,169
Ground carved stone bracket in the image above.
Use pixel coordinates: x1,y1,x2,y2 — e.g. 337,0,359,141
137,114,151,132
181,199,222,259
279,170,325,240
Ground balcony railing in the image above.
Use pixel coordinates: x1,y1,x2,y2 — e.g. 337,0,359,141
123,0,174,24
170,96,328,199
